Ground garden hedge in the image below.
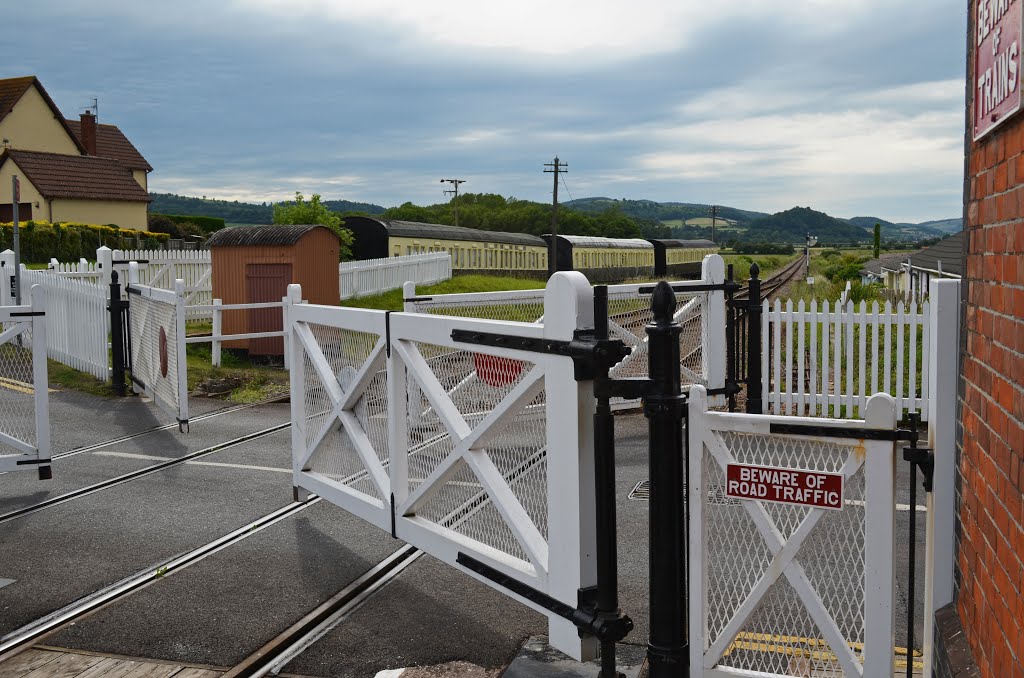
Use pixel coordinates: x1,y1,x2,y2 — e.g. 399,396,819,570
0,221,171,263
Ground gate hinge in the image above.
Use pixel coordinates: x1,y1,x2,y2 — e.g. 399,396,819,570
574,586,635,643
901,413,933,492
595,376,652,400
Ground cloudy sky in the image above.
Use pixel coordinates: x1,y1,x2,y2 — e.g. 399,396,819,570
6,1,968,222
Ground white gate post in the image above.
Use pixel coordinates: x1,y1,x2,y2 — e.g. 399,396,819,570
687,384,710,672
701,254,727,407
863,392,897,676
174,279,189,424
922,278,960,677
30,285,51,469
212,299,223,367
1,249,15,306
543,271,598,661
97,246,113,288
286,283,312,502
403,281,417,313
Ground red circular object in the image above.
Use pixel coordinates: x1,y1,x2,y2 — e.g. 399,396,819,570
473,353,523,387
159,327,169,378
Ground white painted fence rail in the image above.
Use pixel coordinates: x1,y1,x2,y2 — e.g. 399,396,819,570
339,251,451,300
185,290,301,369
763,297,931,420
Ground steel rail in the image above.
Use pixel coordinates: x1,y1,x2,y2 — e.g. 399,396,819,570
0,422,291,525
0,498,320,662
52,396,289,461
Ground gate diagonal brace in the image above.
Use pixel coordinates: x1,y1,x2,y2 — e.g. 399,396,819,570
456,553,634,644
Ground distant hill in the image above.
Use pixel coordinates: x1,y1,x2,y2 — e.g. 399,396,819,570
916,217,962,234
149,193,385,224
564,197,767,225
746,206,870,244
844,216,944,241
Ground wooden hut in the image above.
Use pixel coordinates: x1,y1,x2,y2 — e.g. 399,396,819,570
206,224,339,355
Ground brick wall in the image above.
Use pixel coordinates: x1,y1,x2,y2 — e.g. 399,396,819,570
958,3,1024,675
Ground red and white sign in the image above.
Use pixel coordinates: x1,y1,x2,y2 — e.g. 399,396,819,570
473,353,524,387
725,463,844,510
975,0,1022,139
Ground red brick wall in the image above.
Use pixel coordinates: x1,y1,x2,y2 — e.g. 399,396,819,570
959,3,1024,675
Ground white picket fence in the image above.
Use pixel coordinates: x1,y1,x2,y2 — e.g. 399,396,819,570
15,267,110,381
762,297,932,420
339,251,451,299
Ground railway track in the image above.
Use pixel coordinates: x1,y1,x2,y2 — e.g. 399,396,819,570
733,255,806,303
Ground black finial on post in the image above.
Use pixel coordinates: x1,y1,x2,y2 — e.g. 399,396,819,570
650,280,676,326
749,262,760,278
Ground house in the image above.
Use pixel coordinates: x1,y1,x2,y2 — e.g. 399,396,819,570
879,231,962,301
0,75,151,228
0,149,150,229
858,251,911,286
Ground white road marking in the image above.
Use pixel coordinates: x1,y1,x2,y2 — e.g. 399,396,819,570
845,498,927,512
92,450,291,474
0,578,15,590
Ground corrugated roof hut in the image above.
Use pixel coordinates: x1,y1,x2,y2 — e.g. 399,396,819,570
206,224,339,355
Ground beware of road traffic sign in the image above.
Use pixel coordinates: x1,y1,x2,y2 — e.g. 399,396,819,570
725,463,844,510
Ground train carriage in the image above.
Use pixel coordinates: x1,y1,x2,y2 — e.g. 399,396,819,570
649,239,719,277
543,234,655,283
343,216,548,277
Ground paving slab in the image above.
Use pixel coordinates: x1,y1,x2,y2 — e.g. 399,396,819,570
283,554,546,678
49,500,400,667
0,430,296,636
0,401,291,515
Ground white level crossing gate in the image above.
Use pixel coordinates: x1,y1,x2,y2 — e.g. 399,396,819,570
0,286,51,478
688,385,899,677
290,273,600,660
127,274,189,428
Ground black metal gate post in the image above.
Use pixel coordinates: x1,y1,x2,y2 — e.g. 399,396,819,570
725,265,736,413
644,281,688,677
108,271,128,397
745,263,762,414
591,285,631,678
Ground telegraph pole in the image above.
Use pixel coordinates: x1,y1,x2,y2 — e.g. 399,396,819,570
544,157,567,277
710,204,718,244
440,178,466,227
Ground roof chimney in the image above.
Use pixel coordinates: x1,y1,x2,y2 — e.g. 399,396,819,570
80,111,97,155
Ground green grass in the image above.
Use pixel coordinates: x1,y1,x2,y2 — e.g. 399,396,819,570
721,254,794,281
341,274,547,311
47,360,122,397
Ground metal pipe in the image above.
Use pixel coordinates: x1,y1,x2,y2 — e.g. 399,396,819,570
645,281,687,677
592,285,626,678
746,263,762,414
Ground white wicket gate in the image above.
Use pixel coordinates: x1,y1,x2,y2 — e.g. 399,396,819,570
0,286,51,478
688,385,899,677
290,273,600,660
127,269,189,428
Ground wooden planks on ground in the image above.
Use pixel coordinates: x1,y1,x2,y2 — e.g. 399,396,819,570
0,648,221,678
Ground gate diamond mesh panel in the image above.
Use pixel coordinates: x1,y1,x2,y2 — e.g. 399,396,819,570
412,286,712,400
302,323,389,499
405,342,547,554
129,289,183,422
702,432,868,675
0,322,36,450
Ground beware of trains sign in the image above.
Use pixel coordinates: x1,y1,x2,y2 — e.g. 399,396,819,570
725,463,844,510
975,0,1022,139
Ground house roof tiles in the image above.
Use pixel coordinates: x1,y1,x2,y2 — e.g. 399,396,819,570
65,120,152,171
1,149,151,203
910,231,963,276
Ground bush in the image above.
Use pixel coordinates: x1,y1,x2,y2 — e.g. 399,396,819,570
0,221,170,263
147,214,205,239
732,242,795,255
151,213,225,234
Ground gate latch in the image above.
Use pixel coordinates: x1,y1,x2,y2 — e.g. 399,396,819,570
901,413,934,492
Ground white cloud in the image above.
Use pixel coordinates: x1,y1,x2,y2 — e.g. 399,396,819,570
237,0,883,59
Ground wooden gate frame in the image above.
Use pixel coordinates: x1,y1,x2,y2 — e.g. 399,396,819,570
289,273,599,661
